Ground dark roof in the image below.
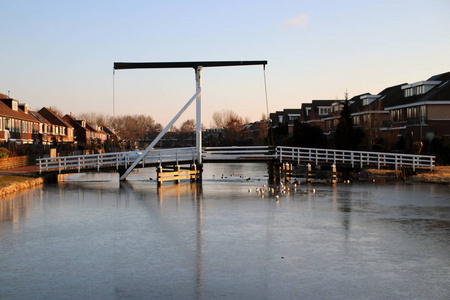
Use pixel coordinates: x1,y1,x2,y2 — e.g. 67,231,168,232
39,107,73,128
63,114,89,132
29,110,52,124
384,71,450,109
0,94,40,122
311,100,335,107
283,108,302,114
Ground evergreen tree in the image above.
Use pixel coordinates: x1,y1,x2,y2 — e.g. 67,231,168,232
293,120,327,148
335,99,354,149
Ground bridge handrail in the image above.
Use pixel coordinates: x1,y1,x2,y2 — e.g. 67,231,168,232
37,147,198,174
276,146,435,171
202,146,275,160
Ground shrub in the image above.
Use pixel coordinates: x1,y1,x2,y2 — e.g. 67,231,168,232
0,147,11,158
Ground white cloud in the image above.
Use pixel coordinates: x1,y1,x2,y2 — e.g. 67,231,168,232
285,13,309,28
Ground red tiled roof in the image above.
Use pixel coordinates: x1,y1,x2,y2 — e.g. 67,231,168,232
0,98,40,123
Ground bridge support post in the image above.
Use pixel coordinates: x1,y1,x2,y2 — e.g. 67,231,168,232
175,165,181,184
282,162,292,183
268,162,279,183
307,163,312,183
331,164,337,184
157,165,163,187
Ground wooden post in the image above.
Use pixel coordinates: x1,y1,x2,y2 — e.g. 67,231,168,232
157,165,163,186
331,164,337,184
307,163,312,183
191,164,197,182
175,165,181,184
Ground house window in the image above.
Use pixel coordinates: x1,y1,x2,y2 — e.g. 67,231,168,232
391,110,401,122
416,86,423,95
420,105,426,123
318,107,331,116
278,116,283,123
288,114,300,121
12,101,18,111
305,107,311,116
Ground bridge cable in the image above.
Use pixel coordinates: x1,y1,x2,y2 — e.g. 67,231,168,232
112,68,116,117
263,65,274,146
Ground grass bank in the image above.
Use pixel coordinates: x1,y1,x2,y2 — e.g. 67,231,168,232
410,166,450,184
0,175,44,197
363,166,450,184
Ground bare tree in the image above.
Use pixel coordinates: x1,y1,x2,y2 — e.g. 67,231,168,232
180,119,196,132
48,106,64,118
211,109,244,129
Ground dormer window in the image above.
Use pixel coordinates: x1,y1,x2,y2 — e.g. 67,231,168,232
12,101,18,111
318,107,331,116
305,107,311,116
19,103,28,113
402,81,441,97
288,114,300,121
360,95,380,106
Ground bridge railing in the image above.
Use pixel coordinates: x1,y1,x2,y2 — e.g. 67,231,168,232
37,147,198,174
276,146,435,171
202,146,274,160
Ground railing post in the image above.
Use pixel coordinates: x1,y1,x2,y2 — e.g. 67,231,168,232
377,154,380,169
39,159,42,174
360,153,363,168
395,156,398,170
58,159,61,174
297,148,300,165
279,148,282,163
351,152,354,168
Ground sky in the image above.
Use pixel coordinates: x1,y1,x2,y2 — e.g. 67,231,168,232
1,0,450,127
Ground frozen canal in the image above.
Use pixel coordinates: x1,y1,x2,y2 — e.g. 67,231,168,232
0,163,449,299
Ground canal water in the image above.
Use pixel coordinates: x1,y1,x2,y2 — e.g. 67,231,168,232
0,163,449,299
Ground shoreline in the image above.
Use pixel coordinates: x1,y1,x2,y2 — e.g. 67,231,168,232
360,166,450,185
1,166,449,198
0,175,44,197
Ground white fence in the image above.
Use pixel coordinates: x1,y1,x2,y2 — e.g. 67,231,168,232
37,146,435,174
276,146,435,171
37,147,198,174
202,146,274,160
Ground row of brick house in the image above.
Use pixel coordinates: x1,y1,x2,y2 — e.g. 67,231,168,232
270,71,450,149
0,93,117,152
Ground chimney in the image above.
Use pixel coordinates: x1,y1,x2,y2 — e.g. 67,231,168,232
8,90,10,98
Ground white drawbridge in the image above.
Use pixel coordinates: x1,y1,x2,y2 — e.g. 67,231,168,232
113,61,268,180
